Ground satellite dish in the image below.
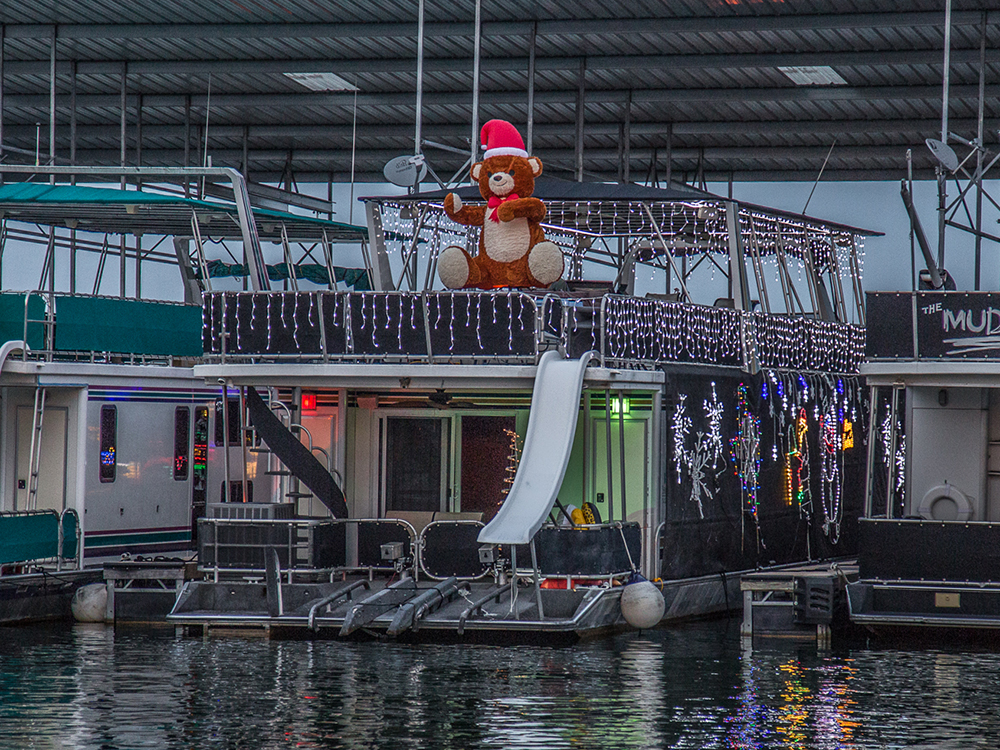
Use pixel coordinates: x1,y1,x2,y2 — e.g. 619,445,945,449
383,154,428,187
926,138,959,172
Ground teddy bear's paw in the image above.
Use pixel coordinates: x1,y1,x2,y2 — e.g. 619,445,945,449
528,241,564,285
438,246,471,288
447,193,463,213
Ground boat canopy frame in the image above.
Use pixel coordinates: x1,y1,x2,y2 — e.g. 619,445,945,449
363,179,879,326
0,165,372,304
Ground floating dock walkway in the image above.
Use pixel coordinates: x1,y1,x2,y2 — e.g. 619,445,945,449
740,560,858,647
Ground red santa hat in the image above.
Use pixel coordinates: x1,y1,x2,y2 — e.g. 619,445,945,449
480,119,528,159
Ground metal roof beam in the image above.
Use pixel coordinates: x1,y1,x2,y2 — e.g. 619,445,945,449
1,84,996,110
184,167,936,183
3,47,997,76
59,144,919,163
0,118,983,140
3,11,995,40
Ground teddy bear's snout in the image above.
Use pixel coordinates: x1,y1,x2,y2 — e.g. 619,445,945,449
490,172,515,194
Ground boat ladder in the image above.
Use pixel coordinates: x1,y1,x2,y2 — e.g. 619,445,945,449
248,392,338,512
25,386,47,511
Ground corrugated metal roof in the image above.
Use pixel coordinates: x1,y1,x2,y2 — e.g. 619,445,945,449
0,1,995,183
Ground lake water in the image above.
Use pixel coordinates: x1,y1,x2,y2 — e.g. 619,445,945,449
1,619,999,749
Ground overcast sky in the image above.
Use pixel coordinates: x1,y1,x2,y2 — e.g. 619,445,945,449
722,177,1000,295
2,176,996,300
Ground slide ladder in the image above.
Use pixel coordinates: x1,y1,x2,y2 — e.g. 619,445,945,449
478,351,594,546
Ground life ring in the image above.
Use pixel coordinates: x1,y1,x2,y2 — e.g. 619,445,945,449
918,484,974,522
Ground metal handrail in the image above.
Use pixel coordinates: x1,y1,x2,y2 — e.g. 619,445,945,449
307,579,370,630
457,581,513,635
199,516,336,582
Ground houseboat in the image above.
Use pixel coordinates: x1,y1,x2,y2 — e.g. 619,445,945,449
848,289,1000,632
168,174,874,639
0,164,368,621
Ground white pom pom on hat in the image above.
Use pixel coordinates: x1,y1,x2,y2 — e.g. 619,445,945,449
480,119,529,159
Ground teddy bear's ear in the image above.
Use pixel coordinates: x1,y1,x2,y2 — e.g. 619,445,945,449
471,162,483,181
527,156,543,177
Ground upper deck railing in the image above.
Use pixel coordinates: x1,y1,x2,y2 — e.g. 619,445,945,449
203,290,864,374
1,291,202,364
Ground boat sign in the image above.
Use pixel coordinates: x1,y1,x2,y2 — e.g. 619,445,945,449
867,291,1000,360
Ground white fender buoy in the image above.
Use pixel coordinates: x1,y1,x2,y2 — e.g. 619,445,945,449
71,583,108,623
620,574,665,630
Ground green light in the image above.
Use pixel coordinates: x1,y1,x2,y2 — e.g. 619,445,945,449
610,397,630,415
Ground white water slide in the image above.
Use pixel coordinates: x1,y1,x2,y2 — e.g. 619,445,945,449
478,350,595,546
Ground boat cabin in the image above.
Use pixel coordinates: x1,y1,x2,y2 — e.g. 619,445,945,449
191,178,873,629
851,291,1000,628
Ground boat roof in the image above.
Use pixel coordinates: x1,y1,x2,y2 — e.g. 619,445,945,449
367,176,881,237
0,182,368,243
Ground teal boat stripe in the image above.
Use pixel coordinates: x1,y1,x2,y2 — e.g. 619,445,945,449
84,530,191,548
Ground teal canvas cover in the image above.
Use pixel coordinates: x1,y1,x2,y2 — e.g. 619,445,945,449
0,293,46,350
61,510,79,560
0,512,59,564
54,296,202,357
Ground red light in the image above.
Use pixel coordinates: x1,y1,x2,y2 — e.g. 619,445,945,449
301,393,317,411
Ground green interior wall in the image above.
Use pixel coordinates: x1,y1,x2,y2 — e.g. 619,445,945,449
590,415,649,523
556,410,588,514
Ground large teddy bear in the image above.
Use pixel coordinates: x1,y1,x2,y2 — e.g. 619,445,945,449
438,119,564,290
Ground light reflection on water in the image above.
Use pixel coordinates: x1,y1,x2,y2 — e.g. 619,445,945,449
2,620,1000,749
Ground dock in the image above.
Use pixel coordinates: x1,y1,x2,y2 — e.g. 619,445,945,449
740,561,857,647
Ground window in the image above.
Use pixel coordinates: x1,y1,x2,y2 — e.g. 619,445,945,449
174,407,190,480
99,405,117,483
193,407,208,504
214,397,244,446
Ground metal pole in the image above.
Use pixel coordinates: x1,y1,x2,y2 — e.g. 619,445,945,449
119,63,127,177
471,0,481,168
941,0,952,144
184,95,191,198
239,386,249,505
575,58,585,182
69,61,76,167
623,91,631,184
937,0,952,270
48,26,56,182
120,63,127,298
530,539,544,619
908,149,915,292
241,125,249,179
886,386,900,518
618,390,626,523
665,122,672,187
526,22,536,153
135,235,141,300
220,380,231,503
863,385,879,519
0,24,4,171
605,389,614,522
415,0,424,167
136,94,143,171
974,11,986,290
